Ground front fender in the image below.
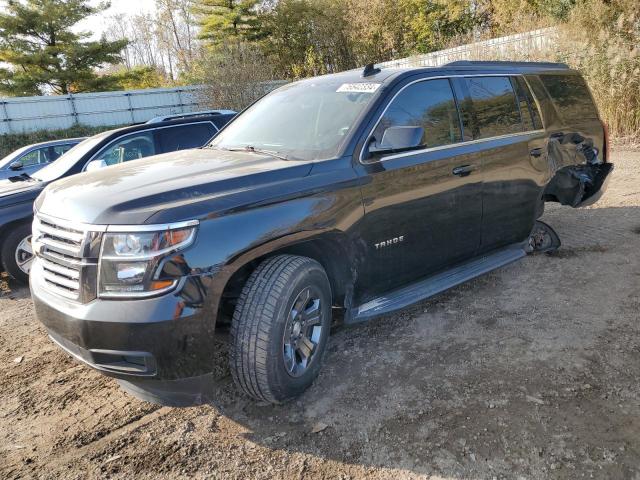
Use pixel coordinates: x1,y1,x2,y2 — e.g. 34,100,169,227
0,201,34,240
178,184,364,318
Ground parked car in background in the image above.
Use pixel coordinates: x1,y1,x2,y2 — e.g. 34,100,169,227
28,62,612,406
0,111,236,283
0,138,85,181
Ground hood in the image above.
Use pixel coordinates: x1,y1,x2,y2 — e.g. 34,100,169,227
36,148,314,224
0,178,45,206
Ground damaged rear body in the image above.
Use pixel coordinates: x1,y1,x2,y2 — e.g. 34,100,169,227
526,72,613,209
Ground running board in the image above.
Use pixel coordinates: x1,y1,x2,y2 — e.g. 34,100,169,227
347,244,527,324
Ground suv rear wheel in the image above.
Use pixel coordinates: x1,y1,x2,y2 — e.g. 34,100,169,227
230,255,332,403
1,223,33,285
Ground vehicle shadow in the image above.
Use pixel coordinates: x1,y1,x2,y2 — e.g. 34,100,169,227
202,205,640,478
0,275,31,300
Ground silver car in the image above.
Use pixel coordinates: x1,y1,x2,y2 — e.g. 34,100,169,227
0,138,85,180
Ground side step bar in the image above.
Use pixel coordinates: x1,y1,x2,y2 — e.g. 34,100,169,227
347,244,527,324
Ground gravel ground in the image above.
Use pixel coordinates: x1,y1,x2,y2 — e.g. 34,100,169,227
1,149,639,480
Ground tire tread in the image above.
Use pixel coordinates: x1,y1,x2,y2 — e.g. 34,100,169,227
230,255,321,403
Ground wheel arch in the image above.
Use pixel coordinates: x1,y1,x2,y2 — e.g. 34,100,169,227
0,216,32,257
215,231,357,324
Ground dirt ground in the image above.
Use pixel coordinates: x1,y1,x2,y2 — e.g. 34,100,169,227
1,149,639,480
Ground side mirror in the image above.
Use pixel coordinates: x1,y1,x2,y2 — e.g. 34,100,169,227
85,159,107,172
369,126,424,155
9,161,23,171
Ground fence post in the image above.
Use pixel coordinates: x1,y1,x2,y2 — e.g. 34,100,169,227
176,89,185,113
125,92,135,123
68,93,79,126
0,100,11,134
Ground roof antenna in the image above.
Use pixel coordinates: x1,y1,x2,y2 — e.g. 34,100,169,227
362,63,381,77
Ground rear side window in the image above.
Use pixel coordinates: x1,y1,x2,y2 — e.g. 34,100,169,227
525,75,559,126
464,76,522,139
212,114,235,130
514,77,542,130
93,132,156,166
51,144,75,161
372,78,462,151
540,74,598,123
157,122,217,153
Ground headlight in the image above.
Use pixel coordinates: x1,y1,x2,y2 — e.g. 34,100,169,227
99,223,197,298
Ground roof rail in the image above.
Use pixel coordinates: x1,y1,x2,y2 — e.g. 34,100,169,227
146,109,237,124
444,60,570,69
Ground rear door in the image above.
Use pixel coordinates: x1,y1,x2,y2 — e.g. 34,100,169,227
356,77,483,299
460,75,548,252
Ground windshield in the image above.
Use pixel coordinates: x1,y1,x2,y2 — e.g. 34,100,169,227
209,79,379,161
0,145,30,169
33,134,108,182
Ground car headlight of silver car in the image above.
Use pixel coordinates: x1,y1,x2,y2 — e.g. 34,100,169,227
99,222,198,298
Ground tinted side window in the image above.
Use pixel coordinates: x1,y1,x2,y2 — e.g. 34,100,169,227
525,75,559,126
372,78,462,152
19,149,45,167
93,132,156,166
51,144,75,161
157,123,217,153
212,114,235,130
540,74,598,123
514,77,542,130
464,76,522,139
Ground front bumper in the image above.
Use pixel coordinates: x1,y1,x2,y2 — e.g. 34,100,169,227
31,260,218,388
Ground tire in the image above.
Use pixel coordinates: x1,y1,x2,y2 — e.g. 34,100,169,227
1,223,33,285
230,255,332,403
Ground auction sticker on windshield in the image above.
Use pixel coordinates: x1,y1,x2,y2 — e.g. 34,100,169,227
337,83,381,93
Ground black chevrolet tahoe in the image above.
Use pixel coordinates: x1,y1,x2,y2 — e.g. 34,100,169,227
0,111,235,284
30,61,612,406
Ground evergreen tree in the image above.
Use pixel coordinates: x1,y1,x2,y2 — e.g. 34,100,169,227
0,0,128,96
194,0,262,44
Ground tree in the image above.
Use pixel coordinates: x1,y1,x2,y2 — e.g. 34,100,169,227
105,1,198,84
108,65,168,90
259,0,355,78
195,41,280,111
157,0,197,73
194,0,262,44
0,0,128,96
345,0,482,62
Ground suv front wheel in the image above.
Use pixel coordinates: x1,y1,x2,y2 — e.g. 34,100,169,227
230,255,332,403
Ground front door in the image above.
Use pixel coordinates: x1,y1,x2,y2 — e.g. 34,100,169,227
355,78,483,301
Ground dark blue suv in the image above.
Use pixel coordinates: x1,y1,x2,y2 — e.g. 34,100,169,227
0,110,235,283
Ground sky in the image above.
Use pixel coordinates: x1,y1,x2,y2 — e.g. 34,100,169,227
0,0,157,40
77,0,157,39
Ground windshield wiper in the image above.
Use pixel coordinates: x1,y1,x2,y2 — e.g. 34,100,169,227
221,145,289,161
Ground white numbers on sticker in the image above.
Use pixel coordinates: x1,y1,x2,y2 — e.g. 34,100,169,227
337,83,381,93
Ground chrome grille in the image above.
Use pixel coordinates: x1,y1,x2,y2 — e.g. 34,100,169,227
33,214,103,302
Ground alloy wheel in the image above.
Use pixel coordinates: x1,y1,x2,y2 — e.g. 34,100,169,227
282,286,323,377
15,235,34,274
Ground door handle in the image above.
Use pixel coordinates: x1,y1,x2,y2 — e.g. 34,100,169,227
530,147,544,158
452,164,475,177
